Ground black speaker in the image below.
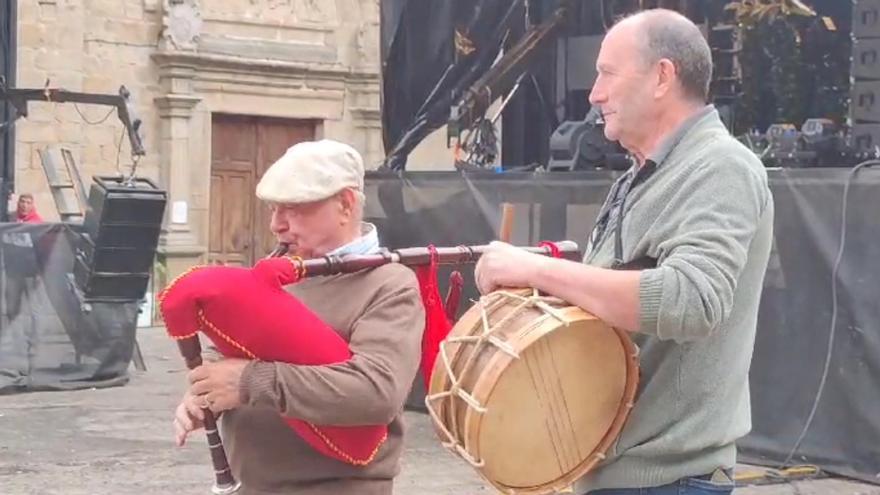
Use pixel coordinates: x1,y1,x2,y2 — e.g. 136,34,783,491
853,38,880,80
854,0,880,40
851,123,880,154
851,80,880,122
73,255,152,302
83,177,166,242
75,176,167,302
852,1,880,134
79,234,157,273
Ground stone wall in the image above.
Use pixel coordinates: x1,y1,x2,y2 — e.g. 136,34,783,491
14,0,163,220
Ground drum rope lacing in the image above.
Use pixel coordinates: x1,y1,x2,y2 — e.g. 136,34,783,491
425,289,570,468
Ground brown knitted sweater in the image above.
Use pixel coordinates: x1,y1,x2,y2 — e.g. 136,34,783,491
221,263,424,495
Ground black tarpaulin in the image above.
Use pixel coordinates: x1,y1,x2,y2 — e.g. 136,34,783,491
0,222,138,393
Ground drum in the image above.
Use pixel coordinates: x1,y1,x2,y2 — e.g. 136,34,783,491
426,289,639,494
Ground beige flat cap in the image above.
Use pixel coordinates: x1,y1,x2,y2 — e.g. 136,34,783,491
256,139,365,204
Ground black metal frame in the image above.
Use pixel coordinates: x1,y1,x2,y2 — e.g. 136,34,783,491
1,0,16,222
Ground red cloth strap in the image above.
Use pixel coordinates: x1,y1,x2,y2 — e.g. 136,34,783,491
415,245,455,387
538,241,562,258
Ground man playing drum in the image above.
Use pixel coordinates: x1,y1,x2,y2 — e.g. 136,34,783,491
475,9,774,495
172,139,425,495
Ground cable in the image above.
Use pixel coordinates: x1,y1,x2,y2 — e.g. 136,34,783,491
73,104,115,125
563,30,569,119
600,0,610,31
779,159,880,467
115,125,125,174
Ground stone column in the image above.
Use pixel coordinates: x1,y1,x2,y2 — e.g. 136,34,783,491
153,76,204,281
151,0,205,282
348,75,383,168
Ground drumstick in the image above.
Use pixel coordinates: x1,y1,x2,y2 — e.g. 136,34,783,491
499,203,514,243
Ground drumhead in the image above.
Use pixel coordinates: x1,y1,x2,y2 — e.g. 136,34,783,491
474,308,631,492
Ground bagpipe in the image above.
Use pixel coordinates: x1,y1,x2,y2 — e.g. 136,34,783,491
159,241,580,495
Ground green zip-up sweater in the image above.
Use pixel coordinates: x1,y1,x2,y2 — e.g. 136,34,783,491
575,106,774,492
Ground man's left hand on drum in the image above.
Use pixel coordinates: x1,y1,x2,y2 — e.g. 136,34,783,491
188,358,250,414
475,241,546,294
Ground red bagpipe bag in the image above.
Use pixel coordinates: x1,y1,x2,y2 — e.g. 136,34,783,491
157,256,387,466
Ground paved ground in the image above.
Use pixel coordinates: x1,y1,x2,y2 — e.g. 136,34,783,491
1,328,878,495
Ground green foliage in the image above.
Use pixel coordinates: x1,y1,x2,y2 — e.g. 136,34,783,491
725,0,816,24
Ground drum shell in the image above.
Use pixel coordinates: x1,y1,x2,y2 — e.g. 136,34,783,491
427,290,639,495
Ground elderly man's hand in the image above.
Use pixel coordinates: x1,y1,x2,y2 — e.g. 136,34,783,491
474,241,546,294
188,358,250,415
173,390,205,447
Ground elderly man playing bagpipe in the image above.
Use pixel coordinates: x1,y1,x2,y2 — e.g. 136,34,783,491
170,139,425,495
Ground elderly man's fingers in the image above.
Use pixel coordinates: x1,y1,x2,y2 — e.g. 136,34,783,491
187,364,211,384
189,370,218,398
173,399,205,448
174,418,189,447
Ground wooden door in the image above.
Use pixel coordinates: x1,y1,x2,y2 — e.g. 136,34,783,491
209,115,315,266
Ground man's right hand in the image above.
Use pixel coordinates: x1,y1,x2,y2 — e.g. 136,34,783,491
173,390,206,447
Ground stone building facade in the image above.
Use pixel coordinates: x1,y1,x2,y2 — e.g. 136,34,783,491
13,0,394,285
